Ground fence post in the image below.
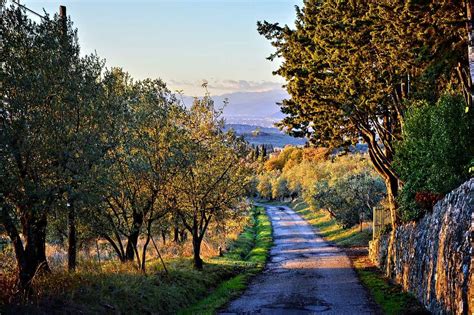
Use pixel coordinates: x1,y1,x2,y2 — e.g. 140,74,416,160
373,207,376,240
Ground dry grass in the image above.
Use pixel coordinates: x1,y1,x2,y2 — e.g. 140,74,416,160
0,208,261,314
0,247,17,306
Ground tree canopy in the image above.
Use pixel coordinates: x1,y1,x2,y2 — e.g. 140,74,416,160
1,5,253,288
258,0,466,226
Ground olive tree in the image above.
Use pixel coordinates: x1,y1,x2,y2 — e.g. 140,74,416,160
1,5,108,285
171,95,253,269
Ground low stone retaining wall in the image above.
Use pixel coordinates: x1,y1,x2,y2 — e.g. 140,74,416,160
369,178,473,314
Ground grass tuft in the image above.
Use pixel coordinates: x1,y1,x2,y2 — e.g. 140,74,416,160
181,206,272,314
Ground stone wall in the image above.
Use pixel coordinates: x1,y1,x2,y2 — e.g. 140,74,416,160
369,178,474,315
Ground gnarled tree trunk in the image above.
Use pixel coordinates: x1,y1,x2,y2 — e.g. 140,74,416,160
1,200,51,290
360,114,401,277
21,213,50,286
125,211,143,261
67,199,77,271
192,236,203,270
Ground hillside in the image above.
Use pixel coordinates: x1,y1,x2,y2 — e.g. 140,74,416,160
182,89,287,123
225,124,306,147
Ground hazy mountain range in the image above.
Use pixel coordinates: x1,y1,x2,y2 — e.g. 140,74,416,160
181,89,305,147
224,124,306,148
182,89,288,128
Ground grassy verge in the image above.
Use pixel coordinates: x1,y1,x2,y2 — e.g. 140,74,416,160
2,206,272,315
4,259,246,314
181,206,272,314
291,199,371,247
352,256,428,315
289,199,427,315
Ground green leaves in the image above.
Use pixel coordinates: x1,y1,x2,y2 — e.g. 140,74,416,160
1,5,254,275
258,0,468,223
312,167,386,228
2,4,104,216
394,94,474,221
259,0,466,148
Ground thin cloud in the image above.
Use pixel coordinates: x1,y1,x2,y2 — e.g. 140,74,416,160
168,79,283,94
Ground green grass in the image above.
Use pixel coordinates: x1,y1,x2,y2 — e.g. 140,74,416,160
290,199,371,247
353,258,428,315
181,206,272,314
14,256,249,314
3,207,272,315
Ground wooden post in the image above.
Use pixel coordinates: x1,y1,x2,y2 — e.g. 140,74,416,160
151,236,169,274
59,5,66,19
465,1,474,109
95,239,101,266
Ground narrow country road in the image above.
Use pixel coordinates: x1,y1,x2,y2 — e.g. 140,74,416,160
221,205,376,315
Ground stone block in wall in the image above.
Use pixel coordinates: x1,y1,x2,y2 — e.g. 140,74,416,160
370,178,473,315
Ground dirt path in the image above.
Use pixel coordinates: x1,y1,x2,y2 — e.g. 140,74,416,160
221,205,376,314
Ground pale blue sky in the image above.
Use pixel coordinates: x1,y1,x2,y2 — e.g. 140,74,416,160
19,0,302,95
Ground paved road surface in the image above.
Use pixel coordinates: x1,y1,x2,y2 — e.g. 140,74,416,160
221,205,376,314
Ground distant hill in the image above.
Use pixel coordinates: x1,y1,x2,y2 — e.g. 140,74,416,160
182,90,306,147
181,89,287,121
224,116,279,128
214,90,287,118
225,124,306,148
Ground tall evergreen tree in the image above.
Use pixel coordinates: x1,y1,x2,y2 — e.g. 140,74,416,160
258,0,465,228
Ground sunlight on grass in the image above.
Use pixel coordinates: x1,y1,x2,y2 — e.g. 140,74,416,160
287,199,426,314
353,257,428,315
13,206,272,315
291,200,371,247
29,256,241,314
180,206,272,314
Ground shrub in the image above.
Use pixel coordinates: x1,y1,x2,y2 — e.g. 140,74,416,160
256,173,274,199
394,94,474,221
271,176,290,200
264,146,301,172
313,170,386,228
